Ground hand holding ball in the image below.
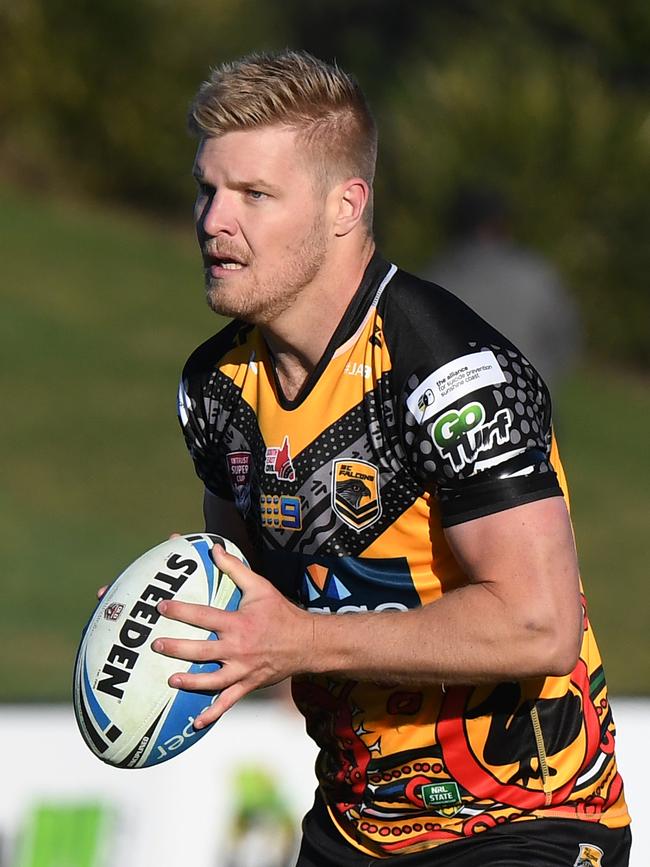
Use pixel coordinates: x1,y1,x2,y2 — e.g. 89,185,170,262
73,534,246,768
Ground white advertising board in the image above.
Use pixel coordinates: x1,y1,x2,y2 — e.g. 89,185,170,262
2,699,646,866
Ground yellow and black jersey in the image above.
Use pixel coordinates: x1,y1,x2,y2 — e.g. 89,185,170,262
178,253,629,857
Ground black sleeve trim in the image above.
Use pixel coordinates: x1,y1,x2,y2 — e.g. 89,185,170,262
440,472,563,528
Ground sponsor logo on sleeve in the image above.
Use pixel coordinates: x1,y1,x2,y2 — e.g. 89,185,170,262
226,451,253,517
432,401,512,472
264,436,296,481
406,350,506,424
417,388,435,414
332,460,381,531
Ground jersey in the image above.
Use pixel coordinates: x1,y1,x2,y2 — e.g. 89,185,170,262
178,252,629,858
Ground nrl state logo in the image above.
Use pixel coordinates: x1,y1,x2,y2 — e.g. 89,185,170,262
332,459,381,531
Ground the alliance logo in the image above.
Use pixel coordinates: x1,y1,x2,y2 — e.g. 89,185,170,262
264,436,296,481
332,459,381,531
417,388,435,414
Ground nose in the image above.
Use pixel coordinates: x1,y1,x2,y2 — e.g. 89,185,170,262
196,190,237,238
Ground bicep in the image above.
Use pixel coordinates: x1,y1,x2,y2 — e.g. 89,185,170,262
203,489,258,567
444,497,583,661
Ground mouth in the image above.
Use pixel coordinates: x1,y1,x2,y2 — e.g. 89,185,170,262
203,251,247,275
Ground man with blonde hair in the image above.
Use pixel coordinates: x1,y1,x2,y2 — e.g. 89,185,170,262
158,50,630,865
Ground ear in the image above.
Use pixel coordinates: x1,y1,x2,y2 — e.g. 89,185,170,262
332,179,370,237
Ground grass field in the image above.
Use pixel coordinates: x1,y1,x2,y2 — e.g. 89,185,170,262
2,185,648,700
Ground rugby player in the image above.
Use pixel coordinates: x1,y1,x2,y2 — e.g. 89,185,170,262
155,50,631,865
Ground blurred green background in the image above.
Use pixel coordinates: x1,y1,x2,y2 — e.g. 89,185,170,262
1,1,648,700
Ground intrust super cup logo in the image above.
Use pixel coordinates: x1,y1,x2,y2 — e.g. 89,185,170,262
226,450,253,516
332,459,381,531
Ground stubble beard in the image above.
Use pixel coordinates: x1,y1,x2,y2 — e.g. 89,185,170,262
204,215,328,325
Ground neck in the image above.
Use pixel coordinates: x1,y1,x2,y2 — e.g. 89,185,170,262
261,237,376,400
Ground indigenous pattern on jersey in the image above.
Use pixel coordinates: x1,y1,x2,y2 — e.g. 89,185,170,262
178,253,629,857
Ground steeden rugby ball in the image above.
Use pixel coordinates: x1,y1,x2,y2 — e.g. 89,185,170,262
73,533,245,769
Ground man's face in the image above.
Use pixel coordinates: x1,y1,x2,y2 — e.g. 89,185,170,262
193,126,331,324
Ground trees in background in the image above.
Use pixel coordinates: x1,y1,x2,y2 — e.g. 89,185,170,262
1,0,648,366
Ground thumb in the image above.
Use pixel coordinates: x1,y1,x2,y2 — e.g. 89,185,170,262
211,543,264,595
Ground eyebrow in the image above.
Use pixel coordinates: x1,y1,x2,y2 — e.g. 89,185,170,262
191,169,281,195
232,178,280,192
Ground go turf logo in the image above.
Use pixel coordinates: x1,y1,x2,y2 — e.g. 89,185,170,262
432,401,512,472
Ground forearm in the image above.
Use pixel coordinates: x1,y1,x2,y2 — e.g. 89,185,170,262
307,581,578,685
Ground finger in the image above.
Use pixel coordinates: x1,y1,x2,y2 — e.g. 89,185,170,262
157,598,233,630
167,668,231,693
211,544,265,594
152,636,223,662
97,585,109,600
194,682,249,728
169,532,182,539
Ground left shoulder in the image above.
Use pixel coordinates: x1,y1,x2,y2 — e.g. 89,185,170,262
376,262,561,527
378,263,547,406
380,263,525,370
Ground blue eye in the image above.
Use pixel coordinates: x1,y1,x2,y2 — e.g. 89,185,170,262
247,190,267,201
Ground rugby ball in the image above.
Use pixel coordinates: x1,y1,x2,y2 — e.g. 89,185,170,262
73,533,245,769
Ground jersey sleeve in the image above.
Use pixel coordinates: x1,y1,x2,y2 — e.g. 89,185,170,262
176,323,244,501
385,274,563,527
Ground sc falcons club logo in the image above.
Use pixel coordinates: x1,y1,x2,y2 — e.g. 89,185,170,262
331,459,381,531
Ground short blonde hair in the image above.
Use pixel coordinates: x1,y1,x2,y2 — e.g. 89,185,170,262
189,50,377,209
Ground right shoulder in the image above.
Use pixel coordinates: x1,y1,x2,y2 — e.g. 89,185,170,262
177,319,257,494
181,319,255,387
